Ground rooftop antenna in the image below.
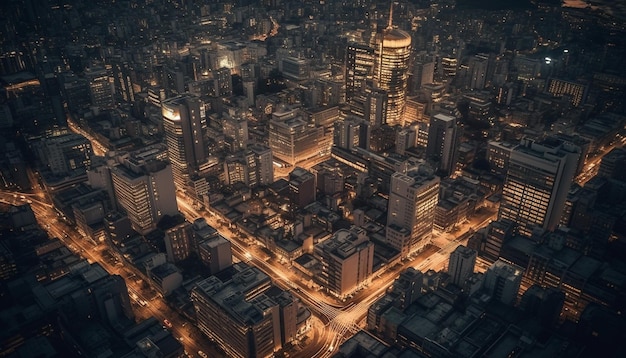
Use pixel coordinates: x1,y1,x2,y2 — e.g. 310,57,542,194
387,1,394,29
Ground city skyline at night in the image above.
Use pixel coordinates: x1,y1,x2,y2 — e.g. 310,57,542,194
1,1,626,357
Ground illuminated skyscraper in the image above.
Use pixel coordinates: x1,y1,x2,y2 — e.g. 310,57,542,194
84,66,113,108
345,42,375,102
386,166,440,258
498,137,580,237
373,6,412,126
426,113,460,176
162,94,207,189
110,158,178,235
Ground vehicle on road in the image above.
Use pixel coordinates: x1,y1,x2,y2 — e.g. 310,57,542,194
198,351,208,358
163,319,172,328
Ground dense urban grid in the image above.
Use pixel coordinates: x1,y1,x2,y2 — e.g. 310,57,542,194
1,0,626,357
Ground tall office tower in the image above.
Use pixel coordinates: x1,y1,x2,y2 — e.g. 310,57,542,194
110,159,178,235
268,107,322,167
372,14,411,126
482,219,517,263
288,167,316,208
426,113,460,176
40,133,93,176
468,54,489,90
111,61,135,103
498,137,580,237
345,42,375,102
162,94,207,189
314,226,374,298
386,166,440,258
246,144,274,187
334,116,369,151
165,65,185,95
448,245,477,287
365,86,388,127
84,66,113,108
483,259,523,306
409,59,435,93
163,221,192,263
191,264,280,358
60,72,91,113
214,67,232,97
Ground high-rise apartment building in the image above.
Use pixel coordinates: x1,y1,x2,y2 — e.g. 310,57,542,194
426,113,460,176
498,137,580,237
110,158,178,235
373,21,411,126
162,94,207,189
314,226,374,298
191,264,280,358
386,166,440,258
345,42,375,102
448,245,477,287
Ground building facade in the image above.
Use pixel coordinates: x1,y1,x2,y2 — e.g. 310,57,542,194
162,94,207,189
110,159,178,235
314,226,374,298
498,137,580,237
386,167,440,258
373,25,411,126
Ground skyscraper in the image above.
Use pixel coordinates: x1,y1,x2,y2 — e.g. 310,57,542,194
84,66,114,108
162,94,207,189
373,8,412,126
448,245,477,287
110,158,178,235
426,113,461,176
386,166,440,258
345,42,375,103
498,137,580,237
